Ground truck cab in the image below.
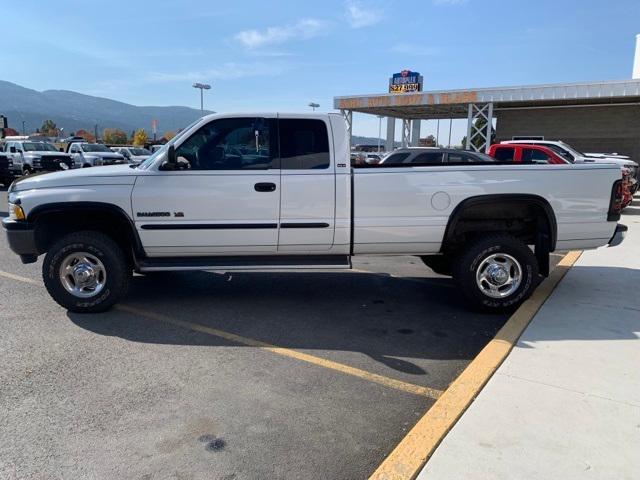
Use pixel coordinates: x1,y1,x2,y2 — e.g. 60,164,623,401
4,140,74,174
67,142,127,167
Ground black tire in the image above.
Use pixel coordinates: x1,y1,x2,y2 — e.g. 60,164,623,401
452,234,539,313
23,167,32,175
43,231,131,313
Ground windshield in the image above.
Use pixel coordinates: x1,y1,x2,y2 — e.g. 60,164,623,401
557,141,584,158
545,144,575,163
23,142,58,152
136,119,201,170
81,143,112,153
130,148,151,156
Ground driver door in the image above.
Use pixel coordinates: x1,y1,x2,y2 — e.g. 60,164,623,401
132,116,281,256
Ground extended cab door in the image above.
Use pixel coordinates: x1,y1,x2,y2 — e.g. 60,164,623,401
277,116,336,251
132,116,281,256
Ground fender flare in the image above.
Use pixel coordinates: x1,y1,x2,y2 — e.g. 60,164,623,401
442,193,557,251
27,201,145,258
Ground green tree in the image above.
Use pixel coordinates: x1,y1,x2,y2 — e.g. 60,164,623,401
103,128,128,145
132,129,148,146
40,119,58,136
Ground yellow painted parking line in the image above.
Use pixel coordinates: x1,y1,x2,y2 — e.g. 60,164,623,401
368,250,582,480
117,304,443,400
0,268,442,400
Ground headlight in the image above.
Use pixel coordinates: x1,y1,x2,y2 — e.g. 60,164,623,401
8,202,25,221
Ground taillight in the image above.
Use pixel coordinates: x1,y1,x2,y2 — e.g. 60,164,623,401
607,179,623,221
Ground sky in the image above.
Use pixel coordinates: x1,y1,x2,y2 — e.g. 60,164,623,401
2,0,640,143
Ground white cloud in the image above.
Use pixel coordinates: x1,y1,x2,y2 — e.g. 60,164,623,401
433,0,468,5
147,62,288,83
234,19,327,49
345,0,382,28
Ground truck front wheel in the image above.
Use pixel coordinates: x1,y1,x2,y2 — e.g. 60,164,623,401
452,234,538,313
43,231,131,313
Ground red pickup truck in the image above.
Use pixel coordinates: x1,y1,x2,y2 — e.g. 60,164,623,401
488,144,568,164
489,143,633,208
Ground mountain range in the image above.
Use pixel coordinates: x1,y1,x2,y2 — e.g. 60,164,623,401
0,80,387,145
0,80,210,137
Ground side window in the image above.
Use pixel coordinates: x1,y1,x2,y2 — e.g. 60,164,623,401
382,152,411,164
4,142,11,152
279,119,330,170
493,147,515,161
70,144,78,153
522,149,550,164
447,152,476,163
410,152,444,164
176,117,274,171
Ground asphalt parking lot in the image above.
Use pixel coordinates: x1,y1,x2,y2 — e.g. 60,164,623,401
0,185,556,480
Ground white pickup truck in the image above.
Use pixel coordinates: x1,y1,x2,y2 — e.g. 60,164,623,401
3,113,627,313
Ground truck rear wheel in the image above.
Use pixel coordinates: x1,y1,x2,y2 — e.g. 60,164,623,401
452,234,538,313
43,231,131,313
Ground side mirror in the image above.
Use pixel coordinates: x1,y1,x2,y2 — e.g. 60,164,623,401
59,147,64,152
167,145,176,164
160,145,178,170
9,146,16,153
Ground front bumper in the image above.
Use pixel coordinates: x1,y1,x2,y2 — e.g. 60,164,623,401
608,224,628,247
2,218,39,263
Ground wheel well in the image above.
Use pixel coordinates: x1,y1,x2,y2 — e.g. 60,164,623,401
30,204,143,264
442,195,556,276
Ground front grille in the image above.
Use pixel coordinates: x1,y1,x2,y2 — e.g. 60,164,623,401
103,157,125,165
0,155,11,170
40,156,73,170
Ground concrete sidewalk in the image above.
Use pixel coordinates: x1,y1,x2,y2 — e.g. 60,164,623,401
419,205,640,480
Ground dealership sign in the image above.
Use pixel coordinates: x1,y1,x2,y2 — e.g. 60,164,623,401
389,70,423,93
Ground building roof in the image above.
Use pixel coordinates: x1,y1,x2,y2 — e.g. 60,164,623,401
333,79,640,119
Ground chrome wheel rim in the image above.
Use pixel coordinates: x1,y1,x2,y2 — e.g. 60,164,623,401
59,252,107,298
476,253,522,299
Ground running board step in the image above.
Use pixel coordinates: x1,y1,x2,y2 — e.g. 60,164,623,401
138,255,352,272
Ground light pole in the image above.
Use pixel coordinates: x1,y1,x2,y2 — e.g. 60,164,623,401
308,102,320,111
22,121,26,135
193,83,211,114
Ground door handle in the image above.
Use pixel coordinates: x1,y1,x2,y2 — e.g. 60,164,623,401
254,182,276,192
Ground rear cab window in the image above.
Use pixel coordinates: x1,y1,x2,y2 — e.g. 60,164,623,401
521,148,551,164
279,119,330,170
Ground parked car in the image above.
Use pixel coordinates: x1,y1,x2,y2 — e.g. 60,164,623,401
66,142,126,167
3,113,626,314
111,146,152,165
500,140,639,193
379,147,497,165
491,143,634,209
350,152,384,165
3,140,74,175
0,151,14,186
488,144,569,164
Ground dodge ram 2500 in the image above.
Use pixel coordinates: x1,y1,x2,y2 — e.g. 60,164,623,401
3,113,627,313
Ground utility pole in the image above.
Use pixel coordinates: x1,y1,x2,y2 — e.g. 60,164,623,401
22,120,26,135
94,124,98,142
192,83,211,114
